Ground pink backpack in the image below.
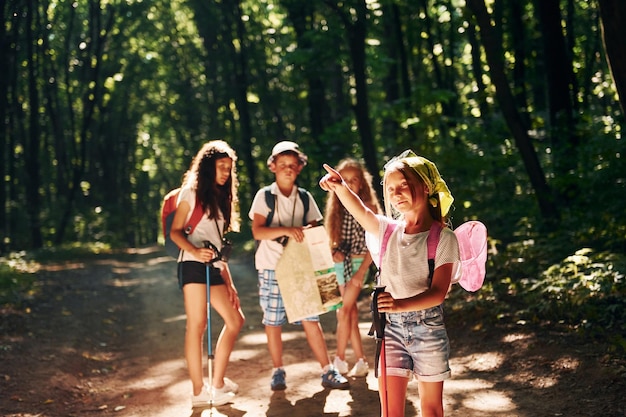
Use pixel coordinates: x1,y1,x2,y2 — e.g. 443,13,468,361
374,220,488,292
428,221,487,292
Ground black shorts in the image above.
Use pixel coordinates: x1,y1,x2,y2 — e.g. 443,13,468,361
178,261,225,289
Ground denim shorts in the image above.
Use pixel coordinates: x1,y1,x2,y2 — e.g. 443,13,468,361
382,305,451,382
258,270,319,326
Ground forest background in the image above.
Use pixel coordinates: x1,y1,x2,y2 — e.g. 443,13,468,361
1,0,625,363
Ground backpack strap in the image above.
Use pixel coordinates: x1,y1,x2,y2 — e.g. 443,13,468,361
426,222,443,287
264,185,310,226
297,187,310,225
378,222,397,280
185,197,204,235
263,186,274,226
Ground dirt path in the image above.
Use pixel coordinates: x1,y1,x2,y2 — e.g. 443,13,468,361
1,246,624,417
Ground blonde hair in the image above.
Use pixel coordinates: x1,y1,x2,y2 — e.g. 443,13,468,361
324,158,382,248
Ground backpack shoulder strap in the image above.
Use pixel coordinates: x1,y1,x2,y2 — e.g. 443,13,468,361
263,186,275,227
264,186,309,227
426,222,443,286
297,187,310,225
379,222,397,271
185,196,204,235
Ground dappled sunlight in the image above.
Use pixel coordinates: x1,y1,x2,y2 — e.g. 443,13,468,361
149,255,178,265
446,374,517,413
126,358,185,390
41,262,85,271
105,276,163,287
126,247,163,255
231,347,265,362
552,356,580,371
237,331,269,346
163,313,186,323
200,407,230,417
461,390,517,412
452,351,505,373
502,332,532,343
324,388,353,416
446,377,494,393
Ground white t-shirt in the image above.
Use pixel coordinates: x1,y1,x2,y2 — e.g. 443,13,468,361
368,215,460,300
248,182,323,271
177,185,226,267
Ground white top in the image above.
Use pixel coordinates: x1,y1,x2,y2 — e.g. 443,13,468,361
248,182,323,270
367,215,460,300
177,185,226,268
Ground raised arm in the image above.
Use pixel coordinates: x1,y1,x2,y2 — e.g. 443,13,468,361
319,164,380,235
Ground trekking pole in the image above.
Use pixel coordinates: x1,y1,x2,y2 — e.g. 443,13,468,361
203,241,215,406
372,285,388,417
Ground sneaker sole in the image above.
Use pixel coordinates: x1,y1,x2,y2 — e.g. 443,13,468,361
191,393,235,407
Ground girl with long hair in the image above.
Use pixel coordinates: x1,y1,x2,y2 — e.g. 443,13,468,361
324,158,381,377
170,140,245,407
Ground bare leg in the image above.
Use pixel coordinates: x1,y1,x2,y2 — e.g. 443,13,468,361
335,285,350,360
183,283,208,395
348,304,366,360
302,321,331,368
417,380,444,417
382,375,409,417
265,325,284,368
208,284,245,388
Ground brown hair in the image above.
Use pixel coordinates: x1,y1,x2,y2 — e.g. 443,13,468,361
324,158,382,248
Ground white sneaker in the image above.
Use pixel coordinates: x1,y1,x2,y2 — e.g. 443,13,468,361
191,384,211,407
191,383,235,407
348,358,369,377
333,356,349,374
218,377,239,394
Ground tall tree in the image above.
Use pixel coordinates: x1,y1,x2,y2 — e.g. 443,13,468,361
324,0,380,188
535,0,579,190
24,0,43,248
466,0,558,223
597,0,626,115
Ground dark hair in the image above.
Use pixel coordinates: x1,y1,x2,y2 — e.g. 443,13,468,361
183,140,240,232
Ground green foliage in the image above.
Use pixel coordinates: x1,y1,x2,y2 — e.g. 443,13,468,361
0,244,113,307
525,249,626,346
0,253,39,307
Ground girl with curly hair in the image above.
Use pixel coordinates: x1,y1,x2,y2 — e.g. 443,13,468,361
324,158,381,378
170,140,245,407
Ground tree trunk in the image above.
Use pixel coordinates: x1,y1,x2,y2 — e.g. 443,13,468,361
350,4,380,190
0,0,10,252
597,0,626,116
535,0,578,185
466,0,559,224
25,0,43,248
327,0,381,191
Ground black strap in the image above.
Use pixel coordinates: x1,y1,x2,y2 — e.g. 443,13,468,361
369,285,387,378
264,186,310,226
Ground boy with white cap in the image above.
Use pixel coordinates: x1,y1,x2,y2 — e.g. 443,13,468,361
249,141,350,391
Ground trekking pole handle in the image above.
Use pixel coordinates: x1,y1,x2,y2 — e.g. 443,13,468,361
371,285,387,339
202,240,220,264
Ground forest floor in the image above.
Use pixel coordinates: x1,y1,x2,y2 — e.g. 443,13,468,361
1,245,625,417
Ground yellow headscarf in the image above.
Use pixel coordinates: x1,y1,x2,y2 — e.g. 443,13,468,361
384,150,454,217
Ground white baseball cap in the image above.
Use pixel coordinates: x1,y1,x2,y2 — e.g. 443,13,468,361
267,141,308,166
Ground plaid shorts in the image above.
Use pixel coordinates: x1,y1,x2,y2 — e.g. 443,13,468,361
258,269,319,326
